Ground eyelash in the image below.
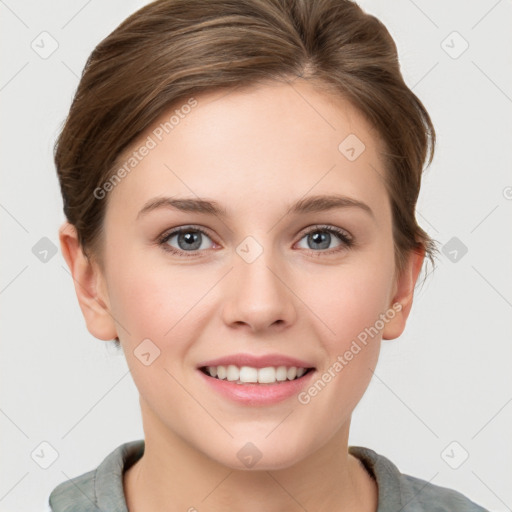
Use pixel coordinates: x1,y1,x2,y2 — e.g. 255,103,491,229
156,224,354,258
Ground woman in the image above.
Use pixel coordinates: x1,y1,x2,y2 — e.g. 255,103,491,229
49,0,488,510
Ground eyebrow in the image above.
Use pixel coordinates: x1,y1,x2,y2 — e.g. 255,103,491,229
136,194,374,220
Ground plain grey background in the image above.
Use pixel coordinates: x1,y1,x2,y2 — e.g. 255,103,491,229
1,1,511,510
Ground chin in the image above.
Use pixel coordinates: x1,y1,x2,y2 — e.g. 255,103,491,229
204,438,308,472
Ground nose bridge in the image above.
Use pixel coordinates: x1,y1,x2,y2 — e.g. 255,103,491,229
222,237,296,330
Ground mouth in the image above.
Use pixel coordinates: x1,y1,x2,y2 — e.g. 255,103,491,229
199,365,316,385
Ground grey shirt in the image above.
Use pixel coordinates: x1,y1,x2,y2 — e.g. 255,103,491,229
47,440,488,511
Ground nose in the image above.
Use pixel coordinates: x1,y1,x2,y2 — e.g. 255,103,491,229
221,245,297,333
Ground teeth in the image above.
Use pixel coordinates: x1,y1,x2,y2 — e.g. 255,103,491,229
258,367,278,384
226,364,239,382
205,365,310,384
239,366,258,383
287,367,297,380
216,366,226,379
275,366,287,381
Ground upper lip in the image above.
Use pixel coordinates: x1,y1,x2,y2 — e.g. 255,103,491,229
197,353,315,369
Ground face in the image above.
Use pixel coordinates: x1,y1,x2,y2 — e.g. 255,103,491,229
63,80,418,470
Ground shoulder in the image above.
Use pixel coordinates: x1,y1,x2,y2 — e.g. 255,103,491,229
349,446,489,512
397,472,489,511
47,439,144,512
47,468,96,512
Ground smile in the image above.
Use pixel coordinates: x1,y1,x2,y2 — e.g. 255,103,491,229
200,365,314,384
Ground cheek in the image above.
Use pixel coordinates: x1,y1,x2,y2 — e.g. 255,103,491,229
323,276,391,345
106,260,202,397
295,265,392,427
297,247,395,404
309,254,395,347
106,246,205,334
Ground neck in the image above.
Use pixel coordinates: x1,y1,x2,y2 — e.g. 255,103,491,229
123,402,377,512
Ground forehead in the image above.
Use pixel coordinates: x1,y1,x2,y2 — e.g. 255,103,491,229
106,80,389,220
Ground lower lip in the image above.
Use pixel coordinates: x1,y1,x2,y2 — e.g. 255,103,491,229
197,369,316,406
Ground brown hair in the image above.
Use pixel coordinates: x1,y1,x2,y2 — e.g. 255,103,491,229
55,0,437,296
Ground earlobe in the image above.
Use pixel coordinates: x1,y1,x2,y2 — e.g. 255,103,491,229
58,221,118,341
382,247,425,340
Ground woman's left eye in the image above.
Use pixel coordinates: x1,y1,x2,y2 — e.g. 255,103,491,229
295,226,353,253
157,225,353,257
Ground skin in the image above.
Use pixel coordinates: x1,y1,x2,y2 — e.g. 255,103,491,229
59,79,424,511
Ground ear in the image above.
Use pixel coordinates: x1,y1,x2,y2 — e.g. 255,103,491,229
382,246,425,340
58,221,118,341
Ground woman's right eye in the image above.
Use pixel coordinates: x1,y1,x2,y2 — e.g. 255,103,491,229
158,226,216,257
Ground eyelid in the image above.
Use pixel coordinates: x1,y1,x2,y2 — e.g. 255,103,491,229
157,223,354,257
294,224,354,254
296,223,352,241
158,224,352,242
157,224,217,247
